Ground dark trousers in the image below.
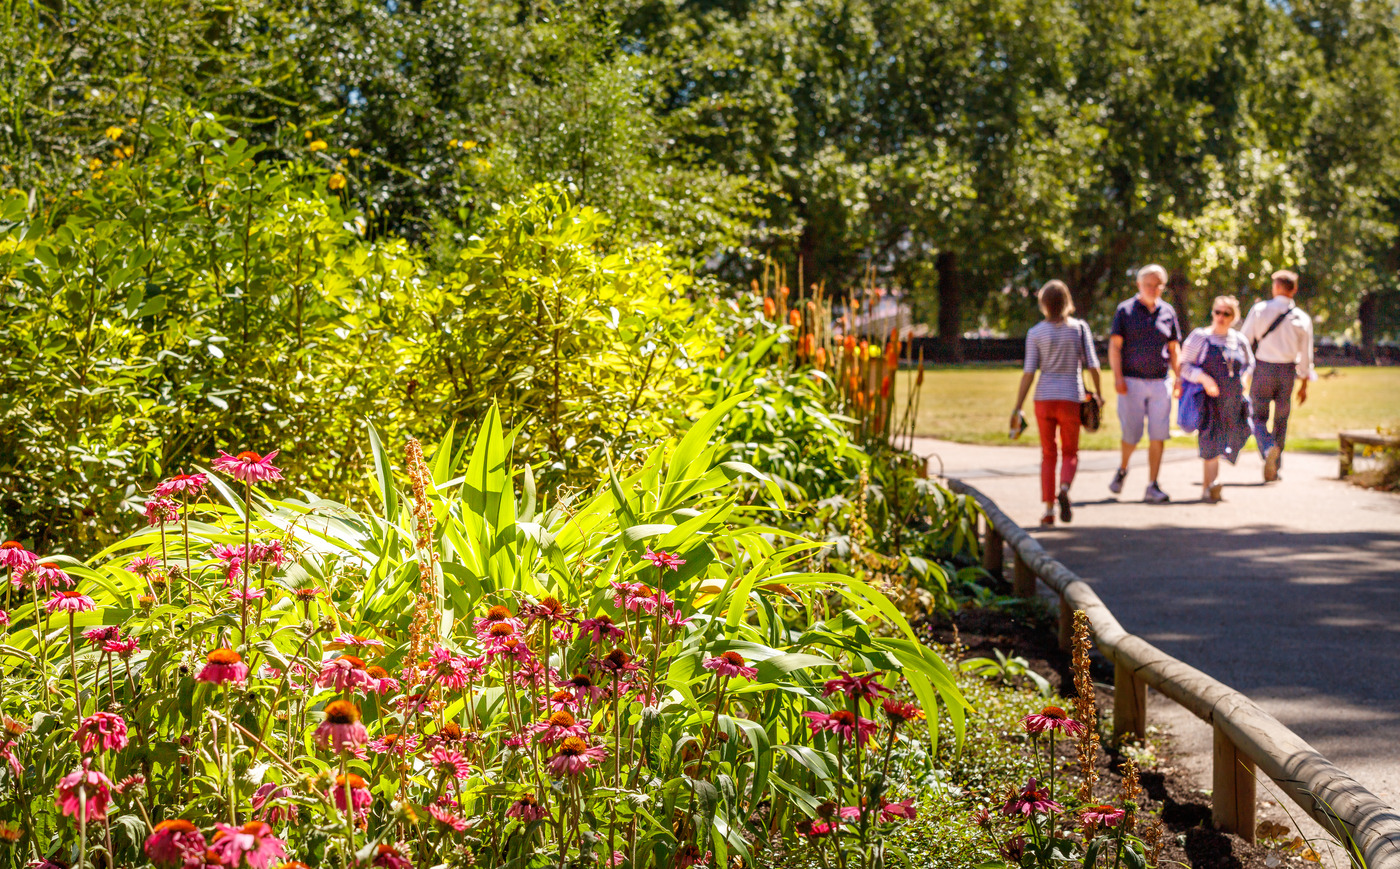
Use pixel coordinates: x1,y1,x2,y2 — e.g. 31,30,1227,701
1251,361,1296,463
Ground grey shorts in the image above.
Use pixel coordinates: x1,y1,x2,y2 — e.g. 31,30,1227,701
1118,377,1171,443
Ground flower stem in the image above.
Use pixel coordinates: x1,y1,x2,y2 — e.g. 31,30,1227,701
68,612,81,724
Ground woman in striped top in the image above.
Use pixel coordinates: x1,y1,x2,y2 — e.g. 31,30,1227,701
1180,294,1255,502
1012,280,1103,526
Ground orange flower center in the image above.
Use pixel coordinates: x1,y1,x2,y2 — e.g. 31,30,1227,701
324,700,360,724
208,648,242,665
335,773,367,789
154,819,199,834
366,665,388,679
339,655,367,669
440,722,463,739
1,541,20,549
605,650,630,667
488,622,515,637
1041,706,1067,719
551,690,573,703
720,651,746,667
518,793,538,806
557,736,588,756
832,710,856,725
547,711,576,727
568,674,593,688
485,605,513,621
236,451,262,463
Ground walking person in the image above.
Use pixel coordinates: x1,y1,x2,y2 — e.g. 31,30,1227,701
1179,296,1255,502
1240,269,1313,481
1107,264,1183,502
1011,280,1104,526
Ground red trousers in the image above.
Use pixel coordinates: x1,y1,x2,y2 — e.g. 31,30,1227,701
1035,400,1081,503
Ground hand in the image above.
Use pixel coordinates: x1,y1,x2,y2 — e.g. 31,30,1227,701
1095,392,1105,407
1114,375,1128,395
1297,382,1308,406
1172,379,1182,399
1009,410,1023,431
1201,375,1220,398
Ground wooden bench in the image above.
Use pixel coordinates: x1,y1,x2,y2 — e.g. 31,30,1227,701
1339,429,1400,478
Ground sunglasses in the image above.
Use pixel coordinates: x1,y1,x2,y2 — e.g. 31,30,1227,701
1212,309,1233,317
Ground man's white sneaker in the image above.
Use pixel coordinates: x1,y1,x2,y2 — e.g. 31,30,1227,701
1144,481,1170,503
1109,468,1127,495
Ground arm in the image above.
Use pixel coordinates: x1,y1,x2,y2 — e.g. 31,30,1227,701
1179,332,1219,396
1108,335,1127,394
1013,371,1035,414
1297,313,1314,405
1087,367,1103,402
1168,340,1182,396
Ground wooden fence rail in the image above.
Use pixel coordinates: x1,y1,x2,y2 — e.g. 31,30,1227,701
950,478,1400,868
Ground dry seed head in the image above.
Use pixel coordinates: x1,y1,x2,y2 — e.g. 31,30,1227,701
1071,609,1100,802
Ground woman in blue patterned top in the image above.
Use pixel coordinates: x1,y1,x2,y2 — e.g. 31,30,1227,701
1180,295,1255,503
1012,280,1103,526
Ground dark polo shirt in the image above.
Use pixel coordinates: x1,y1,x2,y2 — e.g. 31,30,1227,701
1109,296,1182,379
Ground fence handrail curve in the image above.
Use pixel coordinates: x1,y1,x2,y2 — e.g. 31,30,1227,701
947,477,1400,868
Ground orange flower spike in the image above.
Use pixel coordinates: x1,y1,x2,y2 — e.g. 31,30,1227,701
762,297,777,319
789,309,802,329
780,286,791,298
843,335,857,356
815,346,828,370
881,374,891,398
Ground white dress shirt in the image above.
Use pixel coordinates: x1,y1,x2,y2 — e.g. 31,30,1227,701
1240,296,1314,381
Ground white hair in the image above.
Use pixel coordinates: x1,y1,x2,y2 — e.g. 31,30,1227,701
1137,264,1168,283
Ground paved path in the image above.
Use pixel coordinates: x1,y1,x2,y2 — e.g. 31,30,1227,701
915,437,1400,844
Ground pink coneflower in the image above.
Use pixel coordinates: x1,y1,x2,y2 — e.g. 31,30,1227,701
317,655,373,693
594,649,641,678
546,735,607,777
332,773,372,815
665,608,695,629
1021,705,1087,736
522,595,577,625
144,498,179,526
250,541,292,568
126,556,160,576
197,649,249,684
426,645,473,690
0,610,7,629
144,819,207,869
368,732,419,756
703,651,758,679
314,700,368,752
45,590,94,614
643,549,686,571
502,734,528,749
505,793,548,822
154,473,208,498
212,450,283,485
579,614,625,643
74,712,129,753
881,699,925,727
880,798,917,821
674,844,710,868
364,665,400,695
82,626,121,645
430,747,472,781
540,689,581,713
564,672,606,704
250,783,298,825
0,739,18,776
372,843,412,869
0,541,34,571
474,604,523,636
208,821,287,869
606,852,626,867
327,633,386,653
1002,778,1061,817
1080,804,1126,828
428,802,470,832
104,637,139,657
294,586,323,602
230,586,266,601
802,821,839,839
56,760,111,821
802,709,880,747
610,580,657,614
529,710,590,744
822,671,891,704
395,692,436,715
31,563,74,591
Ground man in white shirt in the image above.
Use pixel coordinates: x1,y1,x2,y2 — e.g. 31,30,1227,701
1240,269,1314,481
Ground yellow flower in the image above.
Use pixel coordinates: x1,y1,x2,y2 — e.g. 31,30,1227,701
120,146,135,159
308,140,328,152
461,140,478,150
474,157,491,172
348,148,361,158
303,129,313,139
88,157,103,171
328,173,346,191
104,126,123,141
448,139,458,149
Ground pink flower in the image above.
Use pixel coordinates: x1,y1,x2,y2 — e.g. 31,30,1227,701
74,712,128,753
332,773,373,815
610,580,657,614
144,819,207,869
317,655,373,693
426,645,475,690
643,549,686,571
505,792,548,822
126,556,160,576
1080,804,1126,828
881,699,924,727
197,649,249,684
82,626,121,645
372,844,412,869
0,738,19,776
0,540,34,567
327,633,386,652
0,609,7,628
522,595,578,625
365,665,400,695
1021,705,1087,736
593,649,641,678
30,563,74,591
251,783,298,825
665,608,695,629
880,798,917,821
144,498,179,526
229,586,265,601
428,802,470,831
56,760,111,822
208,821,287,869
562,673,606,704
528,710,590,744
803,821,839,839
105,637,140,657
154,473,208,498
822,671,891,704
212,450,284,485
1003,778,1061,817
474,603,522,635
579,614,625,643
430,747,472,780
802,709,879,747
314,700,368,752
703,651,758,679
545,736,607,777
45,590,95,614
368,732,419,755
674,844,710,868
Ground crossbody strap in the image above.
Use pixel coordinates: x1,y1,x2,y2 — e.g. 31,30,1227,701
1252,304,1293,352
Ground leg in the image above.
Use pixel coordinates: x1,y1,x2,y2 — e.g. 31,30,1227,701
1148,440,1165,483
1114,381,1147,493
1144,378,1171,482
1119,439,1137,469
1059,402,1081,490
1035,402,1058,510
1272,378,1293,465
1203,457,1219,489
1250,373,1274,458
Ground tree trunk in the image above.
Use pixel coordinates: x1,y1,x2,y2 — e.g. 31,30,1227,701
1358,291,1378,364
798,226,817,299
1168,268,1192,333
936,251,963,362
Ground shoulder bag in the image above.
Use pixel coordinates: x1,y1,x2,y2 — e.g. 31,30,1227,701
1075,321,1102,432
1250,303,1293,353
1176,333,1212,434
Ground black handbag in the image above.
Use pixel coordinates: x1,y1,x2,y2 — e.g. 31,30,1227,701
1076,321,1102,432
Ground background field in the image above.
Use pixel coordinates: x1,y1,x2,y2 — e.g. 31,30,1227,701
895,366,1400,452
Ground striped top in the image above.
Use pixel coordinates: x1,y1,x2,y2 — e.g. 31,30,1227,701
1179,328,1255,384
1024,318,1099,402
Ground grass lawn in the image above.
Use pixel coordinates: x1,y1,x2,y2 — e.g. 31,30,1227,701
894,365,1400,452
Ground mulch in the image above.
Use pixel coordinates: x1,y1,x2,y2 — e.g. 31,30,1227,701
920,600,1279,869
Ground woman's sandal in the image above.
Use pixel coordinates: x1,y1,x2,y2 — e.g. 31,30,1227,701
1039,511,1055,527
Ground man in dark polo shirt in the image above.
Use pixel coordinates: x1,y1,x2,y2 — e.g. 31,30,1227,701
1107,264,1183,502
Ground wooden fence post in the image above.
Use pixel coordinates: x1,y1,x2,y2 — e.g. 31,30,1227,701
1058,597,1073,652
1112,661,1146,744
1212,723,1257,842
982,520,1004,579
1012,551,1036,598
